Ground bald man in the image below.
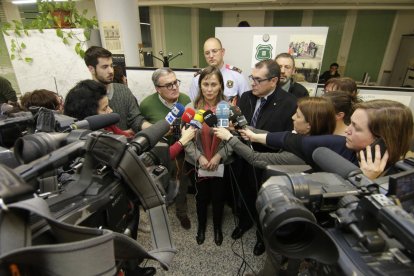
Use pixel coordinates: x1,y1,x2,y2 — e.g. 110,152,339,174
189,37,250,104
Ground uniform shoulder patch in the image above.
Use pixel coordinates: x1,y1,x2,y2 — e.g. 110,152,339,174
225,64,242,74
194,69,203,77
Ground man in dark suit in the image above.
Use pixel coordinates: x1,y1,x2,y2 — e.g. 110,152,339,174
233,59,297,255
275,53,309,99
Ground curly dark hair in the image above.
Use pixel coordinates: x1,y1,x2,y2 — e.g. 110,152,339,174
64,80,107,120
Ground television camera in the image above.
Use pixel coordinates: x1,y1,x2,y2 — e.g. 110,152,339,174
257,147,414,275
0,113,179,275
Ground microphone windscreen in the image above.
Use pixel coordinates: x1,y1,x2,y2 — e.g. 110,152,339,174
134,119,170,149
1,103,14,115
84,113,121,130
216,101,230,118
194,110,205,123
203,110,217,127
312,147,361,179
181,108,196,124
171,103,185,117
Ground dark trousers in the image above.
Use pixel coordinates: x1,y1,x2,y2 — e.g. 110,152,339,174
195,176,225,229
236,159,264,239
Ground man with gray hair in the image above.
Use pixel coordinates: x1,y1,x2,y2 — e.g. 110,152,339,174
140,68,192,229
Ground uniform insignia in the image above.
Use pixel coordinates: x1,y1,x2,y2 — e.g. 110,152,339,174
225,64,242,73
227,80,234,88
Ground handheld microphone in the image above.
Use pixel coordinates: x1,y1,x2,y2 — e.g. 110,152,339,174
203,110,218,127
69,113,121,131
216,101,230,127
165,103,185,125
181,108,196,125
229,106,248,129
190,109,205,129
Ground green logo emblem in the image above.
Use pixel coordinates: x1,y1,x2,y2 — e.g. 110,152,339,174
255,44,273,60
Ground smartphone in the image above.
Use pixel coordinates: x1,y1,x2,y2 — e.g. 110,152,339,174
364,138,387,159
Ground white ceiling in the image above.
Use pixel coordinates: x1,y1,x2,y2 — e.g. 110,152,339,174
137,0,414,10
4,0,414,10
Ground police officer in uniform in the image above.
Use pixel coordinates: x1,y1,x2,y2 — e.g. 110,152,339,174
275,52,309,99
189,37,250,104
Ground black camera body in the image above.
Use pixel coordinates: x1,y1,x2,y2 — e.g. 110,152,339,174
257,169,414,275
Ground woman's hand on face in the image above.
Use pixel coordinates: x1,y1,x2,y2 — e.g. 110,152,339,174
179,126,196,146
206,154,221,171
213,127,233,141
359,144,389,180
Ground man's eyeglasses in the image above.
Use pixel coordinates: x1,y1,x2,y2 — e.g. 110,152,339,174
204,48,222,56
248,75,274,85
157,80,181,90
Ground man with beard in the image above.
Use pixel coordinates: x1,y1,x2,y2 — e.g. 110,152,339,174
275,53,308,99
84,46,151,132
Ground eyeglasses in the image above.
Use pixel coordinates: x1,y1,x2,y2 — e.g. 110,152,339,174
204,48,222,56
157,80,181,90
248,75,274,85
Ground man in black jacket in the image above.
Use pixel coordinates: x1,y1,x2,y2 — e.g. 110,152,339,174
275,53,308,99
233,59,297,256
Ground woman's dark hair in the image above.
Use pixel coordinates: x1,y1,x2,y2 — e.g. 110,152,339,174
20,89,61,111
297,97,336,135
64,80,107,120
323,90,358,124
113,65,126,84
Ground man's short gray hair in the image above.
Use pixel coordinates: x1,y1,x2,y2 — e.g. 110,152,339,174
152,67,174,86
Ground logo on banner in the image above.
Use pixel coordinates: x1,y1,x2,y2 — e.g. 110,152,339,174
255,44,273,61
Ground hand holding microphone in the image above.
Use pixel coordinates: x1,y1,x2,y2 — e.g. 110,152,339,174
179,125,196,146
213,127,234,141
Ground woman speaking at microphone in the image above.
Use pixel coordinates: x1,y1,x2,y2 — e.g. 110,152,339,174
185,66,234,246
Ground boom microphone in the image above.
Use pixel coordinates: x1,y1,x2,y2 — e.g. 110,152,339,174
312,147,376,190
130,119,171,155
69,113,121,131
312,147,361,179
203,110,218,127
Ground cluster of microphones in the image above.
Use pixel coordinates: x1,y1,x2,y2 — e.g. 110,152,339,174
165,101,248,130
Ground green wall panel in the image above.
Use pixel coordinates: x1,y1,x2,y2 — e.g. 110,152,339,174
273,10,303,26
345,10,395,82
164,7,192,68
198,9,222,67
312,10,346,73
